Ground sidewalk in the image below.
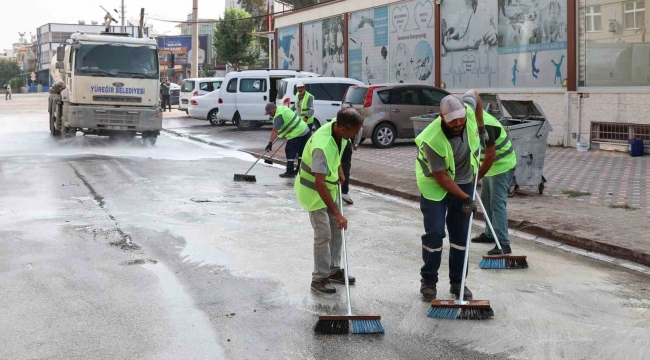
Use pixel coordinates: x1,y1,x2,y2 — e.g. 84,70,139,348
163,115,650,267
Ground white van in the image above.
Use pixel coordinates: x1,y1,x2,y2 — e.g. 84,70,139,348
276,77,364,130
179,77,224,113
216,70,318,130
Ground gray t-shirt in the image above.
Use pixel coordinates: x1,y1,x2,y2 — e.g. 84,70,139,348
425,91,479,185
311,148,329,174
273,113,311,138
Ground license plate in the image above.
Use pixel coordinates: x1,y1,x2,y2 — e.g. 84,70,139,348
107,125,128,130
182,99,188,104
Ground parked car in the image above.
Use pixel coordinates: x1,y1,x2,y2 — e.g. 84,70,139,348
342,84,450,148
276,77,364,130
169,83,180,106
180,77,224,113
188,89,226,126
217,69,318,130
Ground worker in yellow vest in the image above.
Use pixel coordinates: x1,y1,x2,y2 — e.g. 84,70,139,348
470,102,518,255
291,82,315,132
265,103,312,178
415,91,496,301
294,108,364,293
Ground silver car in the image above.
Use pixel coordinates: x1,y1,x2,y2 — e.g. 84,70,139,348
342,84,450,148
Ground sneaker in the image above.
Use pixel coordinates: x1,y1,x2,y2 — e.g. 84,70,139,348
420,279,437,301
329,269,355,285
279,172,296,178
342,194,354,205
311,279,336,294
449,282,473,301
471,233,495,243
488,245,512,255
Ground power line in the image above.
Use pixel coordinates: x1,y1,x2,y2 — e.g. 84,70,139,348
147,0,336,25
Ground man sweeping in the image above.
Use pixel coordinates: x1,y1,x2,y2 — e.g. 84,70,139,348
265,103,312,178
415,90,495,301
291,82,316,132
470,99,517,255
295,108,364,293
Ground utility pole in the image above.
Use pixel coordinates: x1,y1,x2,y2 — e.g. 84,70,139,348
121,0,126,33
139,8,144,38
191,0,199,78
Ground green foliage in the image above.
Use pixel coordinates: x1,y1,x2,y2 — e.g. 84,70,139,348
10,77,23,90
213,7,260,70
0,59,20,85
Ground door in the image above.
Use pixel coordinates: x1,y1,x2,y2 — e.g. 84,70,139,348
236,77,269,120
217,77,238,120
420,87,447,116
179,80,195,109
390,87,425,136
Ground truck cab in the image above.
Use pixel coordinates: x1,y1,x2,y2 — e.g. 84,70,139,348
49,32,162,144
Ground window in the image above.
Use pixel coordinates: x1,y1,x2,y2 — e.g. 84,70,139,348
199,82,211,91
624,2,645,29
75,44,158,78
277,80,288,99
212,81,222,90
306,83,346,101
376,90,391,104
181,80,195,92
240,78,266,92
343,86,368,105
392,88,420,105
420,88,447,106
586,6,601,32
338,84,356,102
226,78,238,93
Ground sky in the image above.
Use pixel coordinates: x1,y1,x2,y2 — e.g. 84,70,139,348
1,0,226,51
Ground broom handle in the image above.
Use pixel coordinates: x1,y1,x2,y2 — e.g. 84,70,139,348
242,138,280,176
267,139,288,161
339,183,353,316
475,195,503,251
459,146,481,305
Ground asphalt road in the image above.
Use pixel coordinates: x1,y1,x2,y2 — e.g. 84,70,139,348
1,94,649,360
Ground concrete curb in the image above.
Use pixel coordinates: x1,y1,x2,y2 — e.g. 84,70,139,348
161,128,231,150
239,149,650,269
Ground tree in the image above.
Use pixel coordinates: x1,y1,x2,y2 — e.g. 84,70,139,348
213,7,260,70
0,59,20,85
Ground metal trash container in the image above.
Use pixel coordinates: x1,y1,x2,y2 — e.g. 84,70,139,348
411,114,438,137
481,94,552,196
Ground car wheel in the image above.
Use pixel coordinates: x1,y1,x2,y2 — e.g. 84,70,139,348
208,109,220,126
235,113,258,131
371,123,396,148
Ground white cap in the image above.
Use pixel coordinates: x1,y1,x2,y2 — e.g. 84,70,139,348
296,82,305,88
440,95,466,122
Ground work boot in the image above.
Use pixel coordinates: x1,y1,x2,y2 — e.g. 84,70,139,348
329,269,355,285
279,172,295,178
471,233,495,243
342,194,354,205
450,282,473,301
488,245,512,255
311,279,336,294
420,279,437,301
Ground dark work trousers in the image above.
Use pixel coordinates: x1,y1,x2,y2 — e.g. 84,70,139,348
420,182,475,284
285,132,311,174
161,95,171,111
341,140,353,194
308,123,314,133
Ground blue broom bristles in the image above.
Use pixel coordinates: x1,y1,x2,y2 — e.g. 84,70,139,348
351,319,385,334
427,307,461,319
478,258,507,269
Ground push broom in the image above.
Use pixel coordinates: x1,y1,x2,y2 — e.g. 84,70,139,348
233,139,281,182
314,185,384,335
263,139,288,165
476,195,528,269
428,146,494,320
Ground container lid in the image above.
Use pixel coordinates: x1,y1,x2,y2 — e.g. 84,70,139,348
480,93,503,118
500,100,544,119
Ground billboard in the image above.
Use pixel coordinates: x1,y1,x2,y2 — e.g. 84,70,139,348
277,26,300,70
157,35,210,65
348,7,389,84
302,15,346,77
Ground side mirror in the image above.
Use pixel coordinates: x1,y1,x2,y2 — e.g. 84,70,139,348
55,62,64,70
56,46,65,62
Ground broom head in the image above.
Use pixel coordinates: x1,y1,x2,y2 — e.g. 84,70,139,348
479,254,528,269
428,300,494,320
233,174,256,182
315,314,384,334
263,159,274,164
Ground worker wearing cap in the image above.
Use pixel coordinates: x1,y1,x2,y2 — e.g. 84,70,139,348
265,103,312,178
415,90,496,301
291,82,315,132
294,108,364,293
470,101,517,255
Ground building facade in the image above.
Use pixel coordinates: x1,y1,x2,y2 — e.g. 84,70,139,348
36,23,148,71
274,0,650,152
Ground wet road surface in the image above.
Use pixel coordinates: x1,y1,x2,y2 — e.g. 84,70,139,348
1,95,649,359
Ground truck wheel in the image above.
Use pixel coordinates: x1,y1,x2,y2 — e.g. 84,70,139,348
49,110,60,136
143,132,157,145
